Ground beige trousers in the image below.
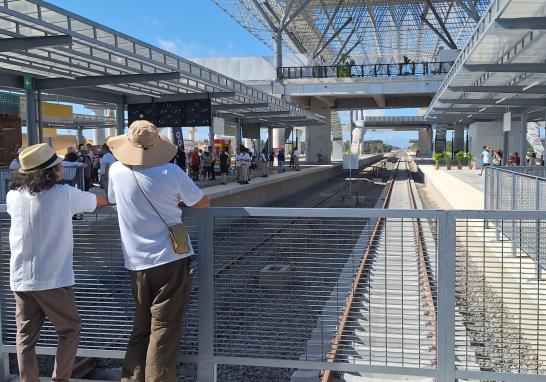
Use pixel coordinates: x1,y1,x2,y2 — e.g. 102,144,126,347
14,287,81,382
122,258,192,382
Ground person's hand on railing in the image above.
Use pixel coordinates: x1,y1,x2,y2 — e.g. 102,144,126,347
96,195,108,208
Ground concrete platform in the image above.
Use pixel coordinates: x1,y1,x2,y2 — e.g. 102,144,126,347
206,154,383,206
418,165,484,210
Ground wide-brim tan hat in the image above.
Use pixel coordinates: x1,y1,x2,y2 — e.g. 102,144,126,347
18,143,64,173
107,120,177,166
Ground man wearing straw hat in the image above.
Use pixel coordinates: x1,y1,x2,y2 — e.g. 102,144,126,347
6,143,107,382
107,120,209,382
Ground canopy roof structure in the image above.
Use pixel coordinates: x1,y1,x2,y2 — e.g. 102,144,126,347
213,0,491,65
0,0,325,128
426,0,546,125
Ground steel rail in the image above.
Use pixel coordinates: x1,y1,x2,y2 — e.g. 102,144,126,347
321,154,437,381
321,156,400,382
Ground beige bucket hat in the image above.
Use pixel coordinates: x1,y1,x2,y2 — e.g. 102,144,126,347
18,143,64,173
107,120,177,166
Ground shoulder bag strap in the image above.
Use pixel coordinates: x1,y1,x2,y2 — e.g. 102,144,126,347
129,166,169,230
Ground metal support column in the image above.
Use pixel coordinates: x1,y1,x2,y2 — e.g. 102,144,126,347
209,125,214,147
77,127,85,145
235,119,242,149
520,110,528,166
25,89,38,146
115,104,125,136
36,90,43,143
437,212,457,382
453,126,464,153
268,127,273,152
197,213,217,382
274,30,283,79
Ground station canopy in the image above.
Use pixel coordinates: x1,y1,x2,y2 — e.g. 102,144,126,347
213,0,491,65
426,0,546,125
0,0,325,128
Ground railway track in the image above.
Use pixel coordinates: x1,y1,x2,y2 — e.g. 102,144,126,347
322,155,437,382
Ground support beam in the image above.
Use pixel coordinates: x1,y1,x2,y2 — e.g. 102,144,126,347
431,107,521,113
439,98,546,107
454,0,480,22
313,17,353,59
421,16,457,49
240,111,291,117
464,63,546,73
35,72,181,90
313,0,344,57
424,0,457,49
280,0,297,27
520,109,528,166
496,17,546,30
115,104,125,135
280,0,313,31
0,35,72,52
332,29,356,65
126,91,235,104
211,103,269,111
252,0,278,32
448,85,546,94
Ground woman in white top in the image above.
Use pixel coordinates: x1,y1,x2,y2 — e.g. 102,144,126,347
7,143,106,382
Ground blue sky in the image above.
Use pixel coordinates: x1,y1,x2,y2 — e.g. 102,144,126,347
48,0,418,147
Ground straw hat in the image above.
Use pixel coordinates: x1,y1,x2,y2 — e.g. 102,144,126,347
18,143,64,173
107,120,177,166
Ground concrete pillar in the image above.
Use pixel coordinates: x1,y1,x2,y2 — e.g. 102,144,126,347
77,127,85,145
468,121,503,168
272,128,285,151
267,127,273,152
208,125,214,147
453,126,464,153
25,89,38,146
418,127,433,156
235,120,242,149
116,104,125,135
36,91,43,143
307,98,332,163
188,126,196,141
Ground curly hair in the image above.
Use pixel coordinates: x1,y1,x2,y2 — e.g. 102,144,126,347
10,165,59,195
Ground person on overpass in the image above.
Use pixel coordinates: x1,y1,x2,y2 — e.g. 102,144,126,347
7,143,107,382
107,120,210,382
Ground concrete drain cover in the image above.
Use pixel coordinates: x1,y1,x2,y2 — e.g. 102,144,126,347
259,263,292,288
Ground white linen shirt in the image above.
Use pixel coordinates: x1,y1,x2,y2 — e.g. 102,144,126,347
108,162,204,271
7,184,97,291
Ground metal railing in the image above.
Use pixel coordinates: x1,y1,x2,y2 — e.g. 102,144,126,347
278,61,453,79
0,206,545,382
0,166,87,203
484,166,546,272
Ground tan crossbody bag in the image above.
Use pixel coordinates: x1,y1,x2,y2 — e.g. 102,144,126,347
130,167,190,254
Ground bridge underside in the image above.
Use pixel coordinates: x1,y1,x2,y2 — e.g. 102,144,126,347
289,94,434,110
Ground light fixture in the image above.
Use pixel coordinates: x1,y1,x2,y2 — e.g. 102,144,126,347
468,114,473,118
495,97,507,104
479,107,487,112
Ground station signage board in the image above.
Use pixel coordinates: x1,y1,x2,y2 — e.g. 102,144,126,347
0,92,20,116
127,99,211,127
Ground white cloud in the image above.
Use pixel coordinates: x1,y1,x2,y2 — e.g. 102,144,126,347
227,41,235,50
156,37,220,58
143,17,161,27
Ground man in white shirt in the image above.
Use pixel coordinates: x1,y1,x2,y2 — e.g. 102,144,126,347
237,146,251,184
293,147,301,171
107,120,209,382
6,143,107,382
99,143,116,195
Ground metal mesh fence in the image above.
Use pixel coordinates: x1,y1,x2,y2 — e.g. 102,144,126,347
455,217,546,376
212,215,439,369
0,207,200,357
0,168,11,204
0,207,544,382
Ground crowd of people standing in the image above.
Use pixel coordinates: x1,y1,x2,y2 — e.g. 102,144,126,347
479,145,543,175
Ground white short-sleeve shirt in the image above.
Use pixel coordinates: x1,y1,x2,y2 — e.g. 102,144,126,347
7,184,97,291
108,162,205,271
100,152,117,175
